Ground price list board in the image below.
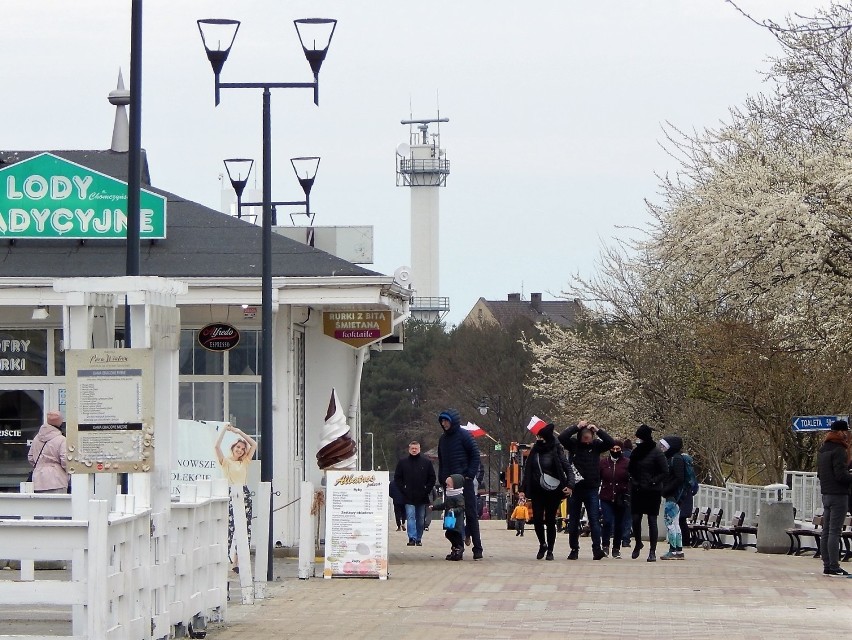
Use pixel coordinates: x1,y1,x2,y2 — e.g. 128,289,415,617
323,470,389,579
65,348,155,474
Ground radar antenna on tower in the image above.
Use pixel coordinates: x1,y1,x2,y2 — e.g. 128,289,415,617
396,112,451,322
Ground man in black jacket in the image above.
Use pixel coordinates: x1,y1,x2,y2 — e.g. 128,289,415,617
394,441,437,546
559,420,615,560
438,409,483,560
817,420,852,576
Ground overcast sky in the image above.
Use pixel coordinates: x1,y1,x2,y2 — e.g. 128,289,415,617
1,1,834,324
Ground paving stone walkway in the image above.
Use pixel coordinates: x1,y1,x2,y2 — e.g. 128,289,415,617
210,520,852,639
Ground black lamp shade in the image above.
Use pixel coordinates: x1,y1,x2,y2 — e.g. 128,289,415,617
291,156,320,197
198,19,241,75
294,18,337,76
224,158,254,198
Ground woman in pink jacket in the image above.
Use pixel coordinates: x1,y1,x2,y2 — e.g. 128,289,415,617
27,411,69,493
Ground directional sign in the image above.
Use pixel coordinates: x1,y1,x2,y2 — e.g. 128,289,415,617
791,415,849,432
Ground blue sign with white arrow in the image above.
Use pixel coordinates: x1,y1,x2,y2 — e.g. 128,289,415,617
791,415,849,432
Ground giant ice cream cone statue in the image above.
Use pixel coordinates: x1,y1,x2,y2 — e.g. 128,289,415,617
316,388,358,471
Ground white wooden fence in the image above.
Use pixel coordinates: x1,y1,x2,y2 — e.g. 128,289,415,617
0,480,228,639
695,472,821,526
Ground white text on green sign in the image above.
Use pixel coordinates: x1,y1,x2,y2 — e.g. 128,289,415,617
0,153,166,239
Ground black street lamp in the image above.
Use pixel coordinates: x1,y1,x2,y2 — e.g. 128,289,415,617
233,156,321,226
198,15,337,582
223,158,253,220
479,396,503,519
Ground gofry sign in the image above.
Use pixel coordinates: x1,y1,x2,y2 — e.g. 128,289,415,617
323,310,392,348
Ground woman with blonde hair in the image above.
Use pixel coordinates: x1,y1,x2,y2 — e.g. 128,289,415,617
215,423,257,568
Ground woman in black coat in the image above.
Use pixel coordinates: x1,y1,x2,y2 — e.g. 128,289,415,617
520,423,575,561
627,424,669,562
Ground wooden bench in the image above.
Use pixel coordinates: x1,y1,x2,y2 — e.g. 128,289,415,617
785,512,822,556
840,514,852,562
709,510,745,549
687,507,711,547
733,514,758,550
691,507,722,548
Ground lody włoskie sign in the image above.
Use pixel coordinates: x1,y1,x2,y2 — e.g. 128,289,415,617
0,152,166,239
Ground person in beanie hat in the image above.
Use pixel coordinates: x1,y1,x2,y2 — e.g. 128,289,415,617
437,409,484,559
520,423,575,560
430,474,467,560
627,424,668,562
817,419,852,576
659,436,686,560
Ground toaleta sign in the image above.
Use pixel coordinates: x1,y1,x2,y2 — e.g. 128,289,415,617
0,152,167,239
197,323,241,352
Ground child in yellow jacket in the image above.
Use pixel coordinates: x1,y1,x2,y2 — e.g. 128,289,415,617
511,498,530,537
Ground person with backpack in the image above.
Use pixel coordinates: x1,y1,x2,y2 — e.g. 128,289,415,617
678,449,699,548
659,436,687,560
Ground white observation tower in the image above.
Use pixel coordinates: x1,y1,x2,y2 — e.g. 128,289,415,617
396,116,450,322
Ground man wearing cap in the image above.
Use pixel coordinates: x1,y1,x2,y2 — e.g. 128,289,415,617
437,409,483,560
816,419,852,576
27,411,69,493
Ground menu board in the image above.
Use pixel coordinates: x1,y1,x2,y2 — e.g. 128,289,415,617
323,470,389,579
65,348,155,474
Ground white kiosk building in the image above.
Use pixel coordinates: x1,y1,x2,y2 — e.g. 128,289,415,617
0,110,410,550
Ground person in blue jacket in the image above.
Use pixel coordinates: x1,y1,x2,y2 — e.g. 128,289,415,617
437,409,484,560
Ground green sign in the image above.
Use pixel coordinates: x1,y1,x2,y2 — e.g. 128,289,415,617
0,152,166,239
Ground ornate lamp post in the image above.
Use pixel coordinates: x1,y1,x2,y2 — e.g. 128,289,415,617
198,16,337,581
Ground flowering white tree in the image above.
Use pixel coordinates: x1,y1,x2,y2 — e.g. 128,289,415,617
526,2,852,480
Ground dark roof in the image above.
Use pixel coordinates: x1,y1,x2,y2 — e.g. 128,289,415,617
481,298,582,329
0,150,379,279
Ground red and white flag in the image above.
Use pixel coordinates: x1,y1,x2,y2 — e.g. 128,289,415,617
526,415,547,435
462,422,488,438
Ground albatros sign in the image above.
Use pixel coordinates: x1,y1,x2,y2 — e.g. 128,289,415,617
0,152,167,239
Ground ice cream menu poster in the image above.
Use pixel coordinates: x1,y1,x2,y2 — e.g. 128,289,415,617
323,470,389,579
65,348,155,474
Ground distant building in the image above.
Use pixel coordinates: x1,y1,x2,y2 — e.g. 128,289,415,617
461,293,582,330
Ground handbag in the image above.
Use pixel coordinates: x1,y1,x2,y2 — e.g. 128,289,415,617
537,455,561,491
443,509,457,529
26,443,46,483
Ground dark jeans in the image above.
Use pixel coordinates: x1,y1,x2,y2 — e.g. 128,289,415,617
820,493,847,571
600,498,627,551
621,494,633,544
463,479,483,553
515,517,525,534
568,485,602,551
532,490,563,552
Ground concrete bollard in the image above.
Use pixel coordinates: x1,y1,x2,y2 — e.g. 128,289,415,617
756,500,794,554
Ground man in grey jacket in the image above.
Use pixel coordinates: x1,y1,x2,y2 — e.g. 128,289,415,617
816,419,852,576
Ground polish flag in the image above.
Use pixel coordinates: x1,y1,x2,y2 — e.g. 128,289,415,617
526,416,547,435
462,422,488,438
